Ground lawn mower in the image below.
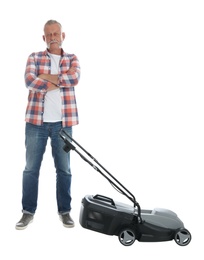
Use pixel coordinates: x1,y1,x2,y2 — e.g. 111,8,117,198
60,129,191,246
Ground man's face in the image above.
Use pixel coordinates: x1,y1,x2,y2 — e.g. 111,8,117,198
43,23,65,53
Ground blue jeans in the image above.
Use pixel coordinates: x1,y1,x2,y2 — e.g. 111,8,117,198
22,122,72,215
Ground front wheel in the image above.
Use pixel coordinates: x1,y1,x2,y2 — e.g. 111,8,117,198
174,228,191,246
118,228,136,246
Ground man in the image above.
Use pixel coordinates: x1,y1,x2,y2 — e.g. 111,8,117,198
16,20,80,230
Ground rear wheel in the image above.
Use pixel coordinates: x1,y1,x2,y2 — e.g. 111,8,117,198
118,228,136,246
174,228,191,246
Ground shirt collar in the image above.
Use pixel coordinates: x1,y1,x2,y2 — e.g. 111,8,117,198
45,48,64,57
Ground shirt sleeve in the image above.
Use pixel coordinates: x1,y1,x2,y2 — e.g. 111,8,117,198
24,53,51,92
58,54,81,88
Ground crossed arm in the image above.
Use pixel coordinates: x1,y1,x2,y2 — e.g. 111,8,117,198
38,74,59,91
38,67,76,91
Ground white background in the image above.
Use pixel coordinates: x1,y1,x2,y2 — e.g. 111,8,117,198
1,0,203,259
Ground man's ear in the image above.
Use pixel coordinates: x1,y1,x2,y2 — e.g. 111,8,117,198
43,35,46,42
62,32,65,41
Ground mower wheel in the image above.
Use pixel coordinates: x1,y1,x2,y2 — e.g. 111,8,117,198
118,228,136,246
174,228,191,246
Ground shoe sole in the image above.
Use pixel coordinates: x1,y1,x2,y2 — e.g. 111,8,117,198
62,223,75,228
15,219,33,230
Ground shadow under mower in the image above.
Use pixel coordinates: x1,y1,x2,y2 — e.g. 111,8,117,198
60,130,191,247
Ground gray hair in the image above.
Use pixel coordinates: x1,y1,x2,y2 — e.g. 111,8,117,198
44,20,62,31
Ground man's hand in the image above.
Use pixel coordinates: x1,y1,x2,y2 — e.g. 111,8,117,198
38,74,59,85
69,67,75,73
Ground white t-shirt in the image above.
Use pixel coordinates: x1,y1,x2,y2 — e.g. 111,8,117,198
43,53,62,122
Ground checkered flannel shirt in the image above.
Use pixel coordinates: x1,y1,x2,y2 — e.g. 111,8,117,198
24,49,80,127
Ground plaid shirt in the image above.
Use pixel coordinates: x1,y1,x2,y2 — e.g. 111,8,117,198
24,49,80,127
